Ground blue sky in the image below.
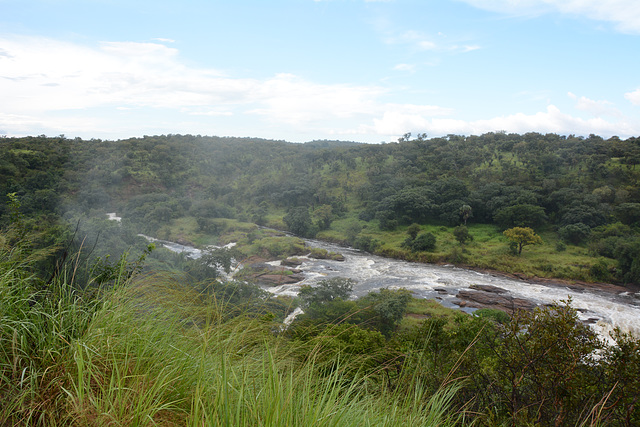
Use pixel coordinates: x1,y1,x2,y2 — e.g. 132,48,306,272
1,0,639,143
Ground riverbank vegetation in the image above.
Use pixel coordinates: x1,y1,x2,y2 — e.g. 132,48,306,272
2,132,639,286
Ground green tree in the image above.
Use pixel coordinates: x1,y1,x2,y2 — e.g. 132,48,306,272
493,302,602,425
284,206,313,237
406,223,421,240
358,288,411,337
494,204,548,229
558,222,591,244
298,277,354,307
410,232,436,252
503,227,542,255
312,204,333,230
459,204,473,225
453,225,473,245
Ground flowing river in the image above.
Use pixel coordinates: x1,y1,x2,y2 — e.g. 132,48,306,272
139,231,640,341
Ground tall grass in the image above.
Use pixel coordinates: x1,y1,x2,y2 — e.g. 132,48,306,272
66,276,462,426
1,232,461,426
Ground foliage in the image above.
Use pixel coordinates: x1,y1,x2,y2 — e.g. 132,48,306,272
284,206,314,237
494,203,548,229
2,131,640,283
503,226,543,255
358,288,412,337
403,232,437,252
406,223,421,240
459,204,473,225
297,277,354,307
184,246,241,282
353,234,381,253
453,225,473,245
558,222,591,244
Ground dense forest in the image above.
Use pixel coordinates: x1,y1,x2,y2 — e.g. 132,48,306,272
2,132,639,284
2,132,640,425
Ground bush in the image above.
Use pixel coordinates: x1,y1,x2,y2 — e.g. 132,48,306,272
353,234,381,253
558,222,591,244
403,232,436,252
453,225,473,245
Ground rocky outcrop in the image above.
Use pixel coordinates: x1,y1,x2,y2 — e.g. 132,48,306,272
308,248,345,261
455,287,537,313
281,257,304,267
255,273,305,286
241,262,305,287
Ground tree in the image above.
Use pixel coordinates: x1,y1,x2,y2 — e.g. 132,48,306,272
494,204,548,229
406,223,421,240
558,222,591,245
402,231,436,252
358,288,412,337
503,227,542,255
459,204,473,225
298,277,354,307
453,225,473,245
312,204,333,230
283,206,313,237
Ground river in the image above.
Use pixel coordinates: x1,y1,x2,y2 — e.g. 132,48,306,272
140,232,640,341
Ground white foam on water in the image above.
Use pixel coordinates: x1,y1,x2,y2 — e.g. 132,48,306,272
141,234,640,340
106,212,121,222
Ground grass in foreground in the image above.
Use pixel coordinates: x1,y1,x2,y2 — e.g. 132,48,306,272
0,235,462,426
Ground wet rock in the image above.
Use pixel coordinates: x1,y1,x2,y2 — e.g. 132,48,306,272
240,262,305,286
308,248,345,261
434,287,449,294
281,258,304,267
455,289,537,313
469,284,508,294
256,273,305,286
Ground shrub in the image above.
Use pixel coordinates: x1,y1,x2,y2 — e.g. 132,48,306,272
558,222,591,244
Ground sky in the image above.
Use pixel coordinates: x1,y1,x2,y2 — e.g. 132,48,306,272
1,0,640,143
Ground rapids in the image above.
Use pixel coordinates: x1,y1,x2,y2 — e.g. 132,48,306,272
137,230,640,341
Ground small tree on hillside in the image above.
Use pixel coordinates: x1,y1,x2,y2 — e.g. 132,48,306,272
453,225,473,245
407,223,421,240
503,227,542,255
459,204,473,225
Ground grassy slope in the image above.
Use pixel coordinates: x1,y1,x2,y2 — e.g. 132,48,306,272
320,220,604,283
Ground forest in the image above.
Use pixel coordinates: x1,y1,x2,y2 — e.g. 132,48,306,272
1,132,640,425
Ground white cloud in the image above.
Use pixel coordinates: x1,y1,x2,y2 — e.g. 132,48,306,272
0,36,386,136
368,104,639,139
0,35,637,142
457,0,640,33
385,30,438,50
567,92,621,117
625,88,640,105
383,29,481,53
248,73,385,124
393,63,416,72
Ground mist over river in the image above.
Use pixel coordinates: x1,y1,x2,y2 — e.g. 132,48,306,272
142,233,640,341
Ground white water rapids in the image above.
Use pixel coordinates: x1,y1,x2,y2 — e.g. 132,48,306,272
118,208,639,341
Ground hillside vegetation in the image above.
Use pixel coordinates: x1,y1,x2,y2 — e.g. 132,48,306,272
1,132,639,285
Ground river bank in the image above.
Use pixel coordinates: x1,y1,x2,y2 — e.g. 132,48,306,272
141,230,640,339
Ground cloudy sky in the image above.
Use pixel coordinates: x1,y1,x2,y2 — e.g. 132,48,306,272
1,0,639,143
